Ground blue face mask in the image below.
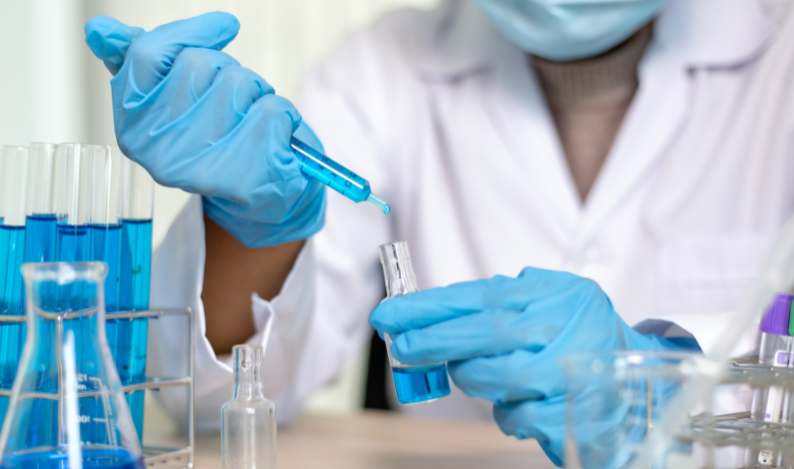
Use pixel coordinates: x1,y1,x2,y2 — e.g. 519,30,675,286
472,0,671,62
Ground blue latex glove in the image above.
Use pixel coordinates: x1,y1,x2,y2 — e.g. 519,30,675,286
370,267,700,467
84,13,325,247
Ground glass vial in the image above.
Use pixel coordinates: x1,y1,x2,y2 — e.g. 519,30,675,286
379,241,451,404
222,345,276,469
750,293,794,467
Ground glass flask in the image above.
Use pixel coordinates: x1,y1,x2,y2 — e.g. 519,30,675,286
0,262,144,469
222,345,276,469
379,241,451,404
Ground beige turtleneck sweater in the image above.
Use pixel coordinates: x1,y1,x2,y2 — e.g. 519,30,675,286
532,26,652,202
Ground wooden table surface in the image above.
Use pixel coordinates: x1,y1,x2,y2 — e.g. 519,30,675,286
150,410,557,469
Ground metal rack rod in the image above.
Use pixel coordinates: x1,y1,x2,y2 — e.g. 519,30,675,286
1,377,193,399
0,307,194,469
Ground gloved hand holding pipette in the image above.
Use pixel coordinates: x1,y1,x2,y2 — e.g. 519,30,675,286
84,13,388,248
369,267,701,466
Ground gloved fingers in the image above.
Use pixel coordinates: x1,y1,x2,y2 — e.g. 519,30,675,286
154,52,271,139
161,93,304,203
493,397,566,467
446,350,562,403
389,308,563,364
113,12,240,97
152,48,241,125
370,275,515,334
85,15,146,75
370,266,591,335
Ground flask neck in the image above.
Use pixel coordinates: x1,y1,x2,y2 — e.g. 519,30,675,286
380,242,418,298
233,345,266,401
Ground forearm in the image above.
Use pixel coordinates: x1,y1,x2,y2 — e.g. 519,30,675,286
202,214,305,354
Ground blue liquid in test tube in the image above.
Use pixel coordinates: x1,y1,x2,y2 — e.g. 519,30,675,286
118,218,152,439
0,225,26,425
0,146,30,426
290,137,391,214
117,153,154,440
24,214,57,264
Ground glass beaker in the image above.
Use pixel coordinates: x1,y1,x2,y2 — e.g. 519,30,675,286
0,262,143,469
379,242,451,404
561,351,726,469
222,345,276,469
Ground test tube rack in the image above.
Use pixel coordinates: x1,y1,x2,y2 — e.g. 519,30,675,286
0,308,194,469
677,358,794,457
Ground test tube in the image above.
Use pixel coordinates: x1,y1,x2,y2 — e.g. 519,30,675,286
0,146,29,425
24,143,57,264
87,145,124,437
117,149,154,440
751,293,793,466
88,145,122,313
379,242,451,404
54,143,93,262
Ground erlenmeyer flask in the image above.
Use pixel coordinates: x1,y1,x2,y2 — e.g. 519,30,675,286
0,262,143,469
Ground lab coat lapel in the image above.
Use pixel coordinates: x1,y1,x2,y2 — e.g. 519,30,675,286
578,40,689,240
485,48,581,240
419,1,580,241
577,0,773,240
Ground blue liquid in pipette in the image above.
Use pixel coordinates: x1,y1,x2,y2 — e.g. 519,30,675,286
0,225,26,425
119,219,152,439
1,448,144,469
392,364,451,404
25,214,57,263
290,137,391,214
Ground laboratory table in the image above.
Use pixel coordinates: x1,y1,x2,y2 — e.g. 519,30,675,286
149,410,557,469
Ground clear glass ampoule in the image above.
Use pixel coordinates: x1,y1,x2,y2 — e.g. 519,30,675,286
379,241,451,404
222,345,276,469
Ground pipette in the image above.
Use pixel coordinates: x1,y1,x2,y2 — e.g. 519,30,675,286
290,137,391,214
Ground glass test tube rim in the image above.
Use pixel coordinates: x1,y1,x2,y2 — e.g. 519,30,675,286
26,143,57,217
54,143,92,226
1,146,30,226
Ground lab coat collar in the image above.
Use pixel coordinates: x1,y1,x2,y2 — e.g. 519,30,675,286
654,0,774,69
419,0,774,81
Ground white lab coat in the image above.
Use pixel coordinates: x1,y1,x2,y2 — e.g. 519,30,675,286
148,0,794,431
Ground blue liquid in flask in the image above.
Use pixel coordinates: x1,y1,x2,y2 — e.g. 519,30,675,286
392,364,451,405
0,224,26,425
118,219,152,439
1,447,144,469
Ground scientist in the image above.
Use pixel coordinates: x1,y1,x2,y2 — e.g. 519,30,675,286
85,0,794,465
